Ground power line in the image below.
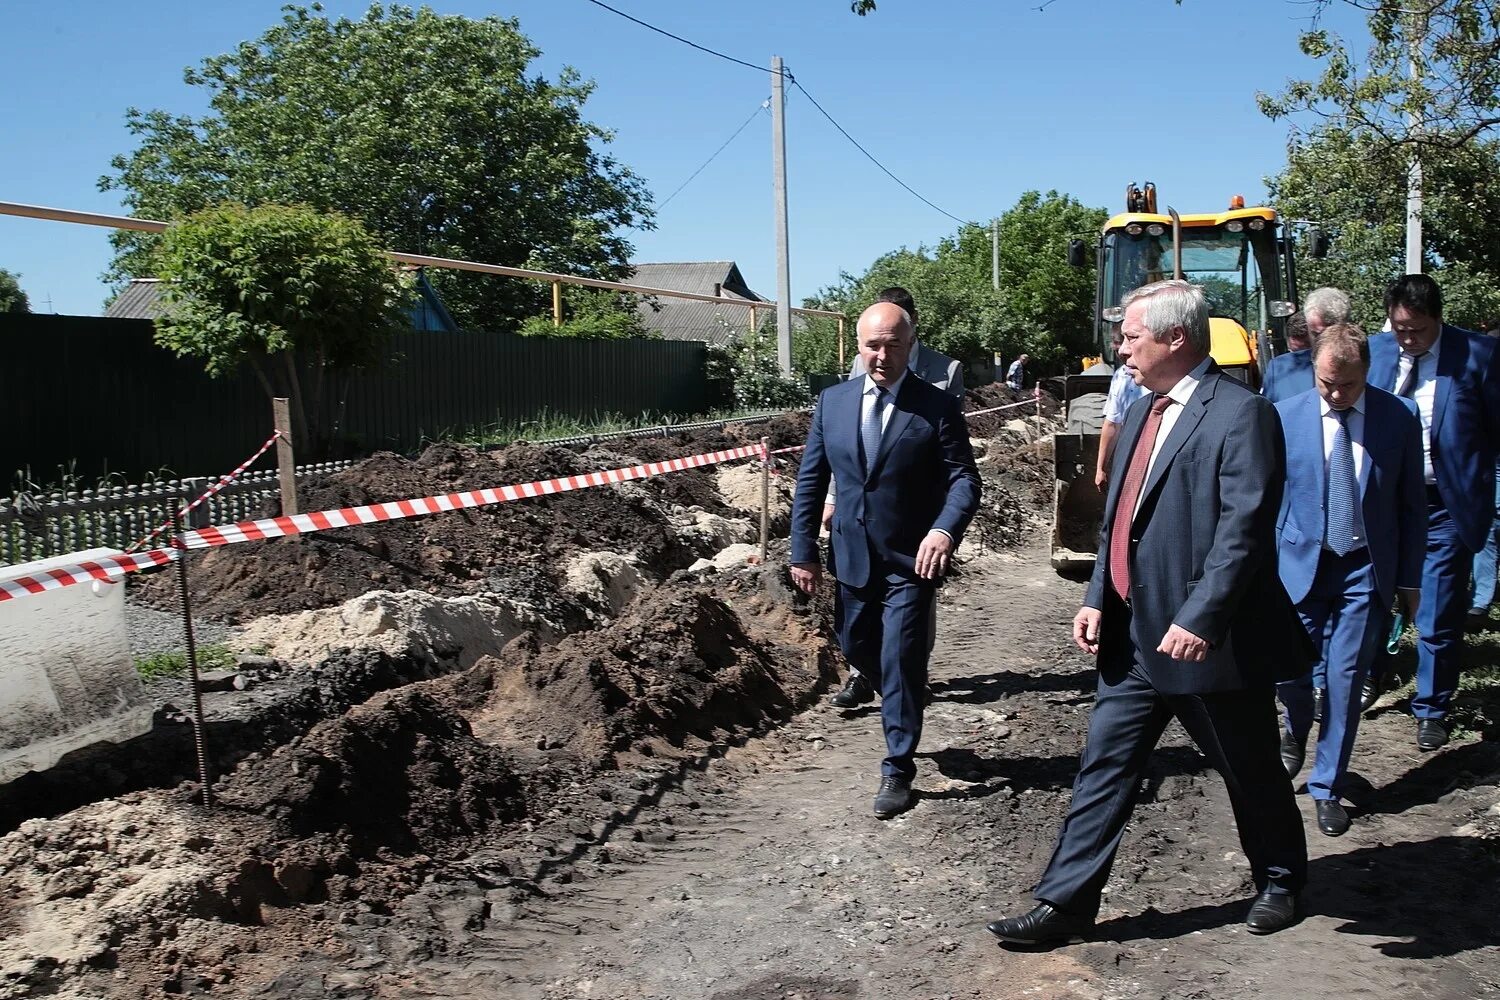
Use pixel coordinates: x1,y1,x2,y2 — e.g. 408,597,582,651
577,0,967,227
580,0,773,76
659,99,771,209
791,78,970,226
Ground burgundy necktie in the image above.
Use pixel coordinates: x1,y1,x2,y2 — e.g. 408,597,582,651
1109,394,1174,602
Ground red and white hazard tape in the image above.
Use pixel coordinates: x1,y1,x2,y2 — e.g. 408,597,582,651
0,442,769,602
127,430,282,553
963,396,1044,419
0,547,176,602
178,443,766,550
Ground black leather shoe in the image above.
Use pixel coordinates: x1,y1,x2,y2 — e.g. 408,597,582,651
1245,889,1299,934
830,673,875,709
985,902,1093,946
872,775,912,819
1417,717,1449,751
1279,730,1307,778
1315,798,1351,837
1360,675,1382,713
1312,686,1326,723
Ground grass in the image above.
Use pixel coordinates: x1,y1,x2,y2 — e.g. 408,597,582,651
133,643,239,681
1381,607,1500,740
428,407,790,450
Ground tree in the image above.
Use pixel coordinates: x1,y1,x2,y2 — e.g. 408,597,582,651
153,202,413,454
101,3,653,332
518,286,656,340
0,269,28,313
1260,1,1500,153
1267,128,1500,329
802,190,1106,375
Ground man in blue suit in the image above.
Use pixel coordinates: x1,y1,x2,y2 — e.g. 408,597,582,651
1367,274,1500,750
790,302,981,818
1274,325,1426,837
986,280,1311,945
1262,287,1352,404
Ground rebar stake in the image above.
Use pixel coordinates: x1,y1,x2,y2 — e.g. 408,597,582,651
172,506,213,808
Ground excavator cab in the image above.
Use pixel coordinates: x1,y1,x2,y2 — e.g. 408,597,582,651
1050,185,1303,574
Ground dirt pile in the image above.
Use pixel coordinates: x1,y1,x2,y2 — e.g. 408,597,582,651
0,562,838,998
136,439,764,624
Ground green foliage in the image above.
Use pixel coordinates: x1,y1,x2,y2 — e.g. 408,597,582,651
0,269,29,313
706,323,811,410
154,202,413,452
518,285,655,340
803,190,1105,375
134,644,238,681
1268,129,1500,330
440,406,784,449
791,314,849,376
100,3,653,331
1259,2,1500,154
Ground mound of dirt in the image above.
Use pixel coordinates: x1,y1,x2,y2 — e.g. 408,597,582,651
136,440,742,623
0,560,838,998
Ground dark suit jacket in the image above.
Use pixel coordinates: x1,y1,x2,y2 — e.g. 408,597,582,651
846,341,965,397
791,375,980,589
1275,387,1427,609
1369,325,1500,552
1086,362,1313,693
1261,348,1313,404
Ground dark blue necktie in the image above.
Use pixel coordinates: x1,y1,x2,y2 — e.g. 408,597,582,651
1326,408,1360,554
862,386,888,477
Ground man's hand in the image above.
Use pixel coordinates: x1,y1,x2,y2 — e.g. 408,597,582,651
821,502,835,531
1157,624,1209,662
1397,587,1421,621
915,530,954,580
1073,606,1102,655
790,562,822,595
1094,466,1108,492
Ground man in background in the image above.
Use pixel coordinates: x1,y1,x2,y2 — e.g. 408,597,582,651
1262,287,1352,404
1095,323,1146,490
1006,353,1029,391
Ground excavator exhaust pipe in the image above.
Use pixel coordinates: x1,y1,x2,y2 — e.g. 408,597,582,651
1168,206,1183,281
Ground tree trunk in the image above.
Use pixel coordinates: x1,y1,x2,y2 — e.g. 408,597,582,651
282,352,313,457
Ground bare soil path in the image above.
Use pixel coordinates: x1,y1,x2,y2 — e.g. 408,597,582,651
302,543,1500,999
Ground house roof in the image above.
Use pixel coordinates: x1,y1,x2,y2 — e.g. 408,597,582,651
628,261,768,346
104,279,166,320
103,275,458,332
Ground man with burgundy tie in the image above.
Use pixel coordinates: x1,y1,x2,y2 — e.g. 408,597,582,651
1364,275,1500,750
986,280,1311,946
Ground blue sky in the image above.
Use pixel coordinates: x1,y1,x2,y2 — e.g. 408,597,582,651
0,0,1368,316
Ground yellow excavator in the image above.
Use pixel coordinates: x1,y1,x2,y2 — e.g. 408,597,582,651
1049,181,1321,575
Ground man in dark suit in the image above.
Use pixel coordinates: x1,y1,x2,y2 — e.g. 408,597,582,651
986,279,1310,945
790,302,980,818
827,286,964,709
1365,274,1500,749
1262,287,1351,404
1274,325,1426,837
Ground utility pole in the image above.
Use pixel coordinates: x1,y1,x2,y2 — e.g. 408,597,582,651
1405,11,1426,274
991,219,1000,291
771,55,793,375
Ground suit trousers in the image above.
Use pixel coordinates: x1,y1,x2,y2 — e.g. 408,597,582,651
1278,548,1383,801
1034,630,1307,916
1413,497,1472,719
836,574,934,779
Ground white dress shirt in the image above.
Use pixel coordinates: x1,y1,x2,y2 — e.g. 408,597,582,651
1134,356,1213,516
1393,340,1439,483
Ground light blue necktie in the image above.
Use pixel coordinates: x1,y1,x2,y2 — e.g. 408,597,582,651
862,386,888,477
1326,408,1360,554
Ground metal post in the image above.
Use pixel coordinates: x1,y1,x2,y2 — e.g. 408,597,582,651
172,506,213,809
272,398,298,517
992,219,1000,291
759,436,771,563
552,280,564,326
1405,11,1426,274
771,55,793,375
837,315,846,371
